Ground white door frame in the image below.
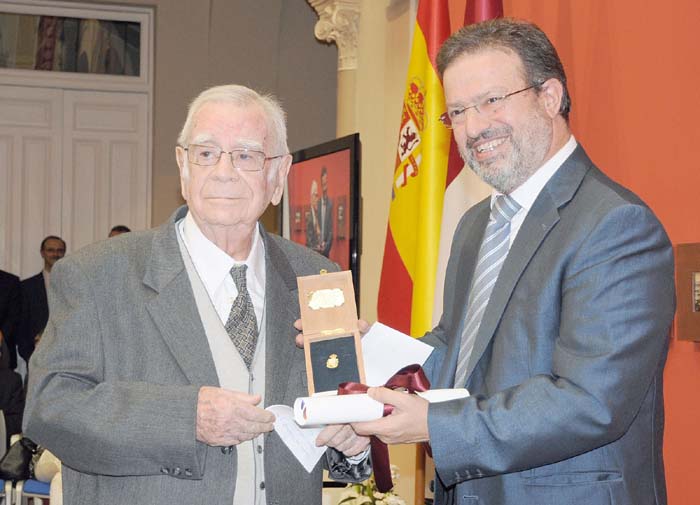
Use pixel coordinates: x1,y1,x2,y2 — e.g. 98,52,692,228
0,0,153,275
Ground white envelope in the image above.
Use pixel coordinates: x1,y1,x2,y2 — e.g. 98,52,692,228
361,322,434,386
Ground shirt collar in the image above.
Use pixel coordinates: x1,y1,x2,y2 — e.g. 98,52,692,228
181,211,266,296
492,135,577,211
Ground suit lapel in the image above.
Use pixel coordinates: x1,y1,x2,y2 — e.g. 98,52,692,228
144,206,219,386
263,231,299,407
463,146,592,384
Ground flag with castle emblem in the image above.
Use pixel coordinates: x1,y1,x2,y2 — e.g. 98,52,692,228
378,0,505,337
377,0,453,337
431,0,504,325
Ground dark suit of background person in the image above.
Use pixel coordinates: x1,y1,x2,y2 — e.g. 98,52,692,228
306,207,321,251
318,168,333,257
0,367,24,447
17,272,48,363
353,19,674,505
18,236,66,363
23,85,369,505
306,179,321,251
0,269,21,370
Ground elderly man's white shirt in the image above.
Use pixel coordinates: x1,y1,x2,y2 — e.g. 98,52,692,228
178,212,267,505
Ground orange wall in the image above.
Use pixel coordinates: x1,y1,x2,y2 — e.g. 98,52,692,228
449,1,700,503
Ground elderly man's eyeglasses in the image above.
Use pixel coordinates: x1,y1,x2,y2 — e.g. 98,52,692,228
439,83,541,129
183,144,285,172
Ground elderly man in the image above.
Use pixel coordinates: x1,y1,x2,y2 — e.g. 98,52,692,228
354,19,674,505
24,85,370,505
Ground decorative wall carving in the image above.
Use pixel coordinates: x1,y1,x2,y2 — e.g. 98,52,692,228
307,0,360,71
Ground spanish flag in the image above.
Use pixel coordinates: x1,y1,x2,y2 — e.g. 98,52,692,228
378,0,504,337
432,0,504,325
377,0,453,338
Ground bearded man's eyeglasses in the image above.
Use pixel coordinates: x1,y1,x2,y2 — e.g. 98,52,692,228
439,83,541,129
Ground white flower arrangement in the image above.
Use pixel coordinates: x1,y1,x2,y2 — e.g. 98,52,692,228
337,465,406,505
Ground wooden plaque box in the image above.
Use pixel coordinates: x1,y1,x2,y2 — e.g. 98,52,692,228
297,271,365,395
674,243,700,341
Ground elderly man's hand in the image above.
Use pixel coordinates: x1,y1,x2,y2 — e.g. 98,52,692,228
196,386,275,446
351,387,430,444
294,319,372,348
316,424,370,457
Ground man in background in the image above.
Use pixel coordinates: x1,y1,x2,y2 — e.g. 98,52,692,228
109,225,131,237
317,166,333,257
354,18,674,505
18,235,66,364
24,84,369,505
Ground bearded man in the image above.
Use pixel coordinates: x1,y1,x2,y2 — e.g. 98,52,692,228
353,18,674,505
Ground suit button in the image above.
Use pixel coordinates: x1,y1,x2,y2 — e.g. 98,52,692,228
221,446,233,455
257,445,263,454
160,467,170,475
259,481,265,490
184,469,193,477
172,467,181,476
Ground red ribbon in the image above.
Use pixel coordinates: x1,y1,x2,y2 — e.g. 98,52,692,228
338,364,430,493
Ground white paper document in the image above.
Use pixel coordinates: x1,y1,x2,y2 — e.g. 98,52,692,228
267,404,326,473
361,322,435,386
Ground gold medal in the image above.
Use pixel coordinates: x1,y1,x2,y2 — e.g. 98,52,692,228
326,353,339,369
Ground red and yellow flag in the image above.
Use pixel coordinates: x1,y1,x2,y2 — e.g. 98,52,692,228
377,0,453,337
377,0,504,338
432,0,504,324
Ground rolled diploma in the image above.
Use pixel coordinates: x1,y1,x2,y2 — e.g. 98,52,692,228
294,388,469,427
294,394,383,426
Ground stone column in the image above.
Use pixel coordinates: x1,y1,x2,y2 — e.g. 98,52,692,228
307,0,360,137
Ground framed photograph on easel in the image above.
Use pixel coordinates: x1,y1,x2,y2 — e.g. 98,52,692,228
283,133,361,302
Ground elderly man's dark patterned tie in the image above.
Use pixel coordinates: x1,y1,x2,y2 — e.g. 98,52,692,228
454,194,520,387
225,264,258,369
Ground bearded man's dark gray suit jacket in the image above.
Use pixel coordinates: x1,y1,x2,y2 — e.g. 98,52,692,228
422,145,674,505
23,206,367,505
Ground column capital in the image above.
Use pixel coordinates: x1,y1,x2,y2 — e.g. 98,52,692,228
307,0,360,71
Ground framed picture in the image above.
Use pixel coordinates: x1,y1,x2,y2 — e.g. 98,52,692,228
283,133,361,300
674,243,700,341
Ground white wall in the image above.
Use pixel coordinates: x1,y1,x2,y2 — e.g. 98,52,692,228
70,0,339,230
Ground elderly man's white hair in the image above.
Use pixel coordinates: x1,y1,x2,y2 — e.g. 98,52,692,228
177,84,289,157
